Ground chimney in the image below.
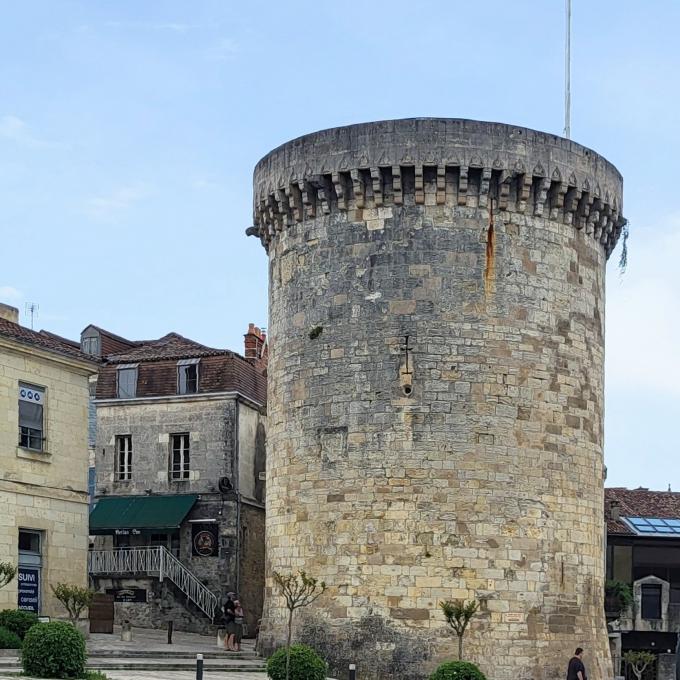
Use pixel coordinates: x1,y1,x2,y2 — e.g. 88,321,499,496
0,303,19,324
244,323,266,361
609,500,621,522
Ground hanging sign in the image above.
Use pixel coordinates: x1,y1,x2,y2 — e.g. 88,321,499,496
192,524,218,557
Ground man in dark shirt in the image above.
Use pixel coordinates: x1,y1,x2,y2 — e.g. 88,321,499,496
567,648,587,680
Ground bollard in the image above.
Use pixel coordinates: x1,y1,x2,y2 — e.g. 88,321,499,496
196,653,204,680
121,620,132,642
349,663,356,680
167,620,173,644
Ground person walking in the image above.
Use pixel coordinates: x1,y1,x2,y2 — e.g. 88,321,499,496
222,595,237,651
567,648,587,680
233,599,245,652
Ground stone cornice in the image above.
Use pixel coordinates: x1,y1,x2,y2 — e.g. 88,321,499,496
250,118,625,258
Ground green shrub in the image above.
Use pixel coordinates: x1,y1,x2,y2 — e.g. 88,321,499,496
0,608,39,639
267,644,327,680
429,660,487,680
0,625,21,649
22,621,86,678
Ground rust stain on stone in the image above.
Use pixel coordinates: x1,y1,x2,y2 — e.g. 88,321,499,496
484,203,495,296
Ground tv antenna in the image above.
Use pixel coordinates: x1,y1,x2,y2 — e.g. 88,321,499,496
564,0,572,138
25,302,39,329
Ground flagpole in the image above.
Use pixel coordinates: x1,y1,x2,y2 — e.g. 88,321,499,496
564,0,572,138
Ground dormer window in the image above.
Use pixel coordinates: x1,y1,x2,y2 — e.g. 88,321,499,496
116,364,138,399
177,359,199,395
80,327,101,356
81,336,100,356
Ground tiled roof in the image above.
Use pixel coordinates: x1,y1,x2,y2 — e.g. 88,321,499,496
81,324,137,348
0,317,98,364
106,332,231,364
605,487,680,536
39,330,81,349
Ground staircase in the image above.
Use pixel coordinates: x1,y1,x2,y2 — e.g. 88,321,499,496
88,547,218,621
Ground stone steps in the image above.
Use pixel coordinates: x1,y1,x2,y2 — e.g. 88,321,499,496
0,655,266,672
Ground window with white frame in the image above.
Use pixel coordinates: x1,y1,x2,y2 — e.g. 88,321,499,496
170,433,190,480
18,383,45,451
177,359,199,395
116,365,138,398
116,435,132,480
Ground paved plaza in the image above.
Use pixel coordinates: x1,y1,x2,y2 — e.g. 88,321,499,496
0,674,268,680
0,626,271,679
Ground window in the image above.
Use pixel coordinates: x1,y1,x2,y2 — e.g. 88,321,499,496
116,365,138,398
81,336,100,356
18,530,41,554
171,433,190,480
18,383,45,451
116,436,132,480
149,532,180,557
641,583,662,619
18,529,43,613
177,359,199,395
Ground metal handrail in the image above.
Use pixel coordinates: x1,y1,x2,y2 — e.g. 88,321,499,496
88,547,218,621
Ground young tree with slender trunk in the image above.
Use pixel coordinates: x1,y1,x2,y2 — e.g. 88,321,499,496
272,571,326,680
624,650,655,680
50,584,93,624
439,599,479,661
0,563,17,590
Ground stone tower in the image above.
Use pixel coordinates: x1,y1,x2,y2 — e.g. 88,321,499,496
250,119,625,680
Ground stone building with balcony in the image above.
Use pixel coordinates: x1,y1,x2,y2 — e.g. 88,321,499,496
87,324,267,634
606,487,680,680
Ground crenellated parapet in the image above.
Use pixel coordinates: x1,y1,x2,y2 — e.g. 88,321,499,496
250,118,625,257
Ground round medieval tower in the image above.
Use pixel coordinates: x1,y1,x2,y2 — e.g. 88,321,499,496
250,119,625,680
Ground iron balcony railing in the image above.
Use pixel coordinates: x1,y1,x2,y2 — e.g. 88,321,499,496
88,547,218,621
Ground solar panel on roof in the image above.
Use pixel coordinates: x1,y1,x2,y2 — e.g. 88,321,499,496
623,516,680,536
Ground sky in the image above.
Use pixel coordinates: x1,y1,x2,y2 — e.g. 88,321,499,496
1,1,678,491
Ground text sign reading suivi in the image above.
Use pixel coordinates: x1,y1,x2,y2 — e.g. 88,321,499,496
18,567,40,613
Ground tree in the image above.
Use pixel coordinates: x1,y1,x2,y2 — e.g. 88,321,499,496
0,562,17,590
439,599,479,661
272,571,326,680
623,651,655,680
50,583,93,624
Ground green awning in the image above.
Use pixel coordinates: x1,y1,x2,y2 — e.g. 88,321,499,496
89,495,198,535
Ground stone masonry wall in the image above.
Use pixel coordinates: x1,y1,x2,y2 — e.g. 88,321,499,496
0,344,93,616
252,119,625,680
93,396,266,631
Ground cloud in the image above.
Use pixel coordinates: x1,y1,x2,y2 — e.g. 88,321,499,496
605,213,680,396
205,38,239,61
0,286,22,302
0,115,63,149
83,184,149,222
103,21,195,34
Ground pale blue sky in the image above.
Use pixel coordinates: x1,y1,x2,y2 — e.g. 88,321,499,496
2,1,678,490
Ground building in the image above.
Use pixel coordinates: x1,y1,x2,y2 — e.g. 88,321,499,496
87,323,267,634
249,119,626,679
606,487,680,680
0,303,98,616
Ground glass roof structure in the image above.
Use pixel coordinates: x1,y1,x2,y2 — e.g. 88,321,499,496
623,516,680,536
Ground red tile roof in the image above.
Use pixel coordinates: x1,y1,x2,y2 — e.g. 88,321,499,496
0,317,98,364
605,487,680,536
106,332,231,363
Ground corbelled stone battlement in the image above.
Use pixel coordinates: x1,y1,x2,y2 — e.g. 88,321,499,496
250,118,625,256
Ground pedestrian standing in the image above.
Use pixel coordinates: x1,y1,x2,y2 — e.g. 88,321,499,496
223,595,236,651
567,648,587,680
233,599,245,652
